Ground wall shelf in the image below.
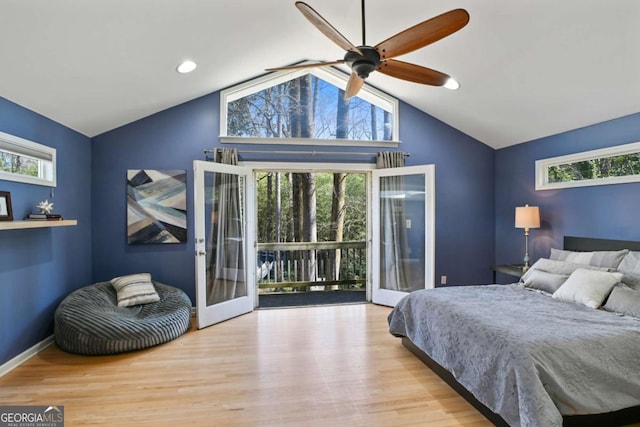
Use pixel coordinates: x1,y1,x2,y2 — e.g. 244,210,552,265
0,219,77,230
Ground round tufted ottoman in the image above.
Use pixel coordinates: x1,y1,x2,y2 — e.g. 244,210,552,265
54,281,192,355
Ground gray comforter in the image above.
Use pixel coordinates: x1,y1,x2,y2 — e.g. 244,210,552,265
388,284,640,427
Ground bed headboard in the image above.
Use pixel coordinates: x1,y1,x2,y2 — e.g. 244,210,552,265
564,236,640,252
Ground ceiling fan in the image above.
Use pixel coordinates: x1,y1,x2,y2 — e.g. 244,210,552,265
267,1,470,99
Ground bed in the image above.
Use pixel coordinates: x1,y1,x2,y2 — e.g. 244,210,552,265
388,236,640,427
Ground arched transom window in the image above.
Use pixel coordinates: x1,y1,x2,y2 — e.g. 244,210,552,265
220,66,399,147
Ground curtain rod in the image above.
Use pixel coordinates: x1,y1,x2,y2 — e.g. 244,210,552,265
204,149,409,157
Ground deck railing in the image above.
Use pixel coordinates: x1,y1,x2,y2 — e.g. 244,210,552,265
256,241,366,293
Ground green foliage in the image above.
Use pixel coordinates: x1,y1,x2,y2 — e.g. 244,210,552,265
343,174,367,241
548,153,640,183
256,172,366,243
314,173,366,241
0,152,39,177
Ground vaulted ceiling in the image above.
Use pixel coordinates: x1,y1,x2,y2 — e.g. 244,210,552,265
0,0,638,149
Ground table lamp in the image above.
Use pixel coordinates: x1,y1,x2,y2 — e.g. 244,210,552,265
515,204,540,270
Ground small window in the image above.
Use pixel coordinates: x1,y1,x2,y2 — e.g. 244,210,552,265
0,130,56,187
536,141,640,190
220,65,399,147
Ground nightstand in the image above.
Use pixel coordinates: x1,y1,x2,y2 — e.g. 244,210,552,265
491,264,526,283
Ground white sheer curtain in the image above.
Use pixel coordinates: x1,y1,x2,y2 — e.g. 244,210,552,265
377,152,411,292
206,148,246,305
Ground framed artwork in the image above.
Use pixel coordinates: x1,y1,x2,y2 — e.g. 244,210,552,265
127,170,187,244
0,191,13,221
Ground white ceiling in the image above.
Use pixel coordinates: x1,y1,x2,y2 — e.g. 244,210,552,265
0,0,638,149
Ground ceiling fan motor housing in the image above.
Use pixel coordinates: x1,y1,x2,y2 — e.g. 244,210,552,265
345,46,381,79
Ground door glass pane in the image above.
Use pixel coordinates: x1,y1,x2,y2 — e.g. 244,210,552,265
205,171,247,306
379,173,425,292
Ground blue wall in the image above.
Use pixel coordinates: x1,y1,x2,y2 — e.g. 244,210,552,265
5,78,636,368
91,94,219,300
0,81,502,367
495,112,640,271
91,89,496,304
400,103,495,285
0,97,92,366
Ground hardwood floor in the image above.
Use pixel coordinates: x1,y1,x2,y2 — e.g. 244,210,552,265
0,304,493,426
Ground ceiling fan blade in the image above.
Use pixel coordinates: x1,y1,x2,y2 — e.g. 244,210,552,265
295,2,363,55
266,60,346,72
377,59,451,86
344,72,365,99
374,9,469,60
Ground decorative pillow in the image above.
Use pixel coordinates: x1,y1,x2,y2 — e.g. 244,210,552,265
520,258,612,284
110,273,160,307
552,268,623,309
618,251,640,275
549,248,591,264
549,248,628,269
620,272,640,291
522,269,569,294
602,285,640,318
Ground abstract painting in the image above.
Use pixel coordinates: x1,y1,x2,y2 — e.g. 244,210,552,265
127,170,187,244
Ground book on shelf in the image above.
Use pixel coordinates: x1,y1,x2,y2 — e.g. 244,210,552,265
26,213,64,221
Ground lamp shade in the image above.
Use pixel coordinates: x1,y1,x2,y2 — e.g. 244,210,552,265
515,205,540,229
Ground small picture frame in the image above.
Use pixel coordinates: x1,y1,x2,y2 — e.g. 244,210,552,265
0,191,13,221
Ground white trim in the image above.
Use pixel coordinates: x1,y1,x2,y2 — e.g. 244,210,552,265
0,335,55,377
241,161,376,171
0,130,57,187
536,141,640,190
219,63,400,143
193,160,255,329
371,165,436,307
220,136,400,148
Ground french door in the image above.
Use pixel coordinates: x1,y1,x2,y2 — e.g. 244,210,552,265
371,165,435,307
194,160,255,329
194,160,434,321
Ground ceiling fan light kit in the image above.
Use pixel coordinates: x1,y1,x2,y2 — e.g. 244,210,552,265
444,78,460,90
267,1,469,99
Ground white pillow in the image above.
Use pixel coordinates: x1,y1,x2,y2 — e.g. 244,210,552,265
552,268,623,309
621,273,640,291
603,285,640,318
549,248,628,269
618,251,640,275
550,248,593,265
522,269,568,294
110,273,160,307
520,258,611,284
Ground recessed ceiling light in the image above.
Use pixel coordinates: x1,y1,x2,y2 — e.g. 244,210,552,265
444,78,460,90
177,60,197,74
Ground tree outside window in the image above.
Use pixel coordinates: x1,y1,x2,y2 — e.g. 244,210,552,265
227,74,393,142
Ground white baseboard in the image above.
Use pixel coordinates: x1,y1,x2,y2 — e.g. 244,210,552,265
0,335,55,377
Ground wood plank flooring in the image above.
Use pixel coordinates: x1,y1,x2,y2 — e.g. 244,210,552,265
0,304,493,426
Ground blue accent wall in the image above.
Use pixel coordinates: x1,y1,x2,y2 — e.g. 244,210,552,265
495,112,640,272
91,90,496,303
400,103,495,285
0,97,92,366
91,94,220,301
